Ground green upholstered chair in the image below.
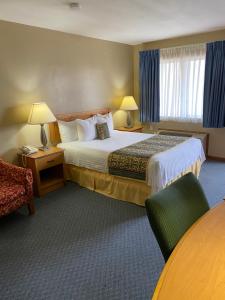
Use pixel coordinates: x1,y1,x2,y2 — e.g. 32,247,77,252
145,172,209,261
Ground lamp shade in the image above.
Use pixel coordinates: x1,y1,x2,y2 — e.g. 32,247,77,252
120,96,138,111
28,102,56,125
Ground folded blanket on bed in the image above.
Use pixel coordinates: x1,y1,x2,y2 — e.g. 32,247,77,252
108,134,189,181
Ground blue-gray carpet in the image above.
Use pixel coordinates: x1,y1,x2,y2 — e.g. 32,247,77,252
0,160,225,300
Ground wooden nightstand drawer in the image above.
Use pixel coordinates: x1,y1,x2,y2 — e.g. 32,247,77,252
36,152,64,171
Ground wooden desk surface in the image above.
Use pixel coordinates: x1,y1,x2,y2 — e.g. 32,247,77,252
153,201,225,300
116,125,143,132
27,147,64,159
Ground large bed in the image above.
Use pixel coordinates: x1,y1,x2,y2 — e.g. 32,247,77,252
49,109,205,206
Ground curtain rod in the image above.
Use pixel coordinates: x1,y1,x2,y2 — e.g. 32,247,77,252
161,43,206,51
143,38,225,51
140,42,206,53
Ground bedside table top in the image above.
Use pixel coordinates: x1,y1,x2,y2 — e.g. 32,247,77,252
116,125,143,132
27,147,64,159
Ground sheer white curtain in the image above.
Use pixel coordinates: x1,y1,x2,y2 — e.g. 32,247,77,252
160,44,206,122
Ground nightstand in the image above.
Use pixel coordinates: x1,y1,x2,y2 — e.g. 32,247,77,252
116,125,143,133
19,147,65,197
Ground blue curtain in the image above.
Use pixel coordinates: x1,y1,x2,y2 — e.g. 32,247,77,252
203,41,225,128
139,50,160,123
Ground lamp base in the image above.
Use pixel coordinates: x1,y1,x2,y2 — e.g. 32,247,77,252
125,111,133,128
39,146,49,151
40,124,48,150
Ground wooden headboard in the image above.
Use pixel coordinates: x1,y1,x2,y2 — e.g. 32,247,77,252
49,108,111,145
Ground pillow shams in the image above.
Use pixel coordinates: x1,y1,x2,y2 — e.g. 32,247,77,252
58,120,78,143
76,116,97,141
58,113,112,142
96,123,110,140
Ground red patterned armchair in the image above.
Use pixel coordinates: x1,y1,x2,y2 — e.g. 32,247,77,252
0,159,35,217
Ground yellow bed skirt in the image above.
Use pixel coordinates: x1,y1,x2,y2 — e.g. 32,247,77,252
64,160,202,206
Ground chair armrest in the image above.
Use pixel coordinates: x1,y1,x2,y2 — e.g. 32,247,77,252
0,160,33,197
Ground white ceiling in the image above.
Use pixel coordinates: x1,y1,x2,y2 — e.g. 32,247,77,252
0,0,225,45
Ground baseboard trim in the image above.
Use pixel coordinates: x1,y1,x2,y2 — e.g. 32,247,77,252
207,156,225,162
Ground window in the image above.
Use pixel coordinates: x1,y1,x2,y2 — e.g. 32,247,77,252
160,44,206,122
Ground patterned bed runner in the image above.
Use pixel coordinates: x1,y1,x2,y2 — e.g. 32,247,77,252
108,134,189,181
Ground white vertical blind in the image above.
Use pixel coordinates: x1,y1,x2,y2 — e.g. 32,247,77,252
160,44,206,122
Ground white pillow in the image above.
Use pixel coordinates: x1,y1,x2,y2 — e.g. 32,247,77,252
97,112,114,133
58,120,78,143
76,116,97,141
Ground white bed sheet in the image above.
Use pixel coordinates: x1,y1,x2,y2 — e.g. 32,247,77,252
58,130,205,193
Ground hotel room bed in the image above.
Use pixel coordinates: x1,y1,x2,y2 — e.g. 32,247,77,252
49,109,205,206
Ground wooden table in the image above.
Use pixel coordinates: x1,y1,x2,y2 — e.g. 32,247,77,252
116,125,143,132
19,147,65,197
153,201,225,300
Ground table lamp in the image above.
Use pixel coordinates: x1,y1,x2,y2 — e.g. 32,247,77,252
120,96,138,128
28,102,56,150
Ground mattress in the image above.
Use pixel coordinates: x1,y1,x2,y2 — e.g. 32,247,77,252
58,130,205,193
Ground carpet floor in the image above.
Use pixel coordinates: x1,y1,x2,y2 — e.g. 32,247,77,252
0,160,225,300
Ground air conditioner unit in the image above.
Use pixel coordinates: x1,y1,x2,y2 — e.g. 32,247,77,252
158,129,209,156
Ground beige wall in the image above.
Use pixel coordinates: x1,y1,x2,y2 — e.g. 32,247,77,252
133,30,225,158
0,20,133,161
1,20,225,161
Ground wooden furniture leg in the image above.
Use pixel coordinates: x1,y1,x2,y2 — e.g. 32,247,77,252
27,198,35,215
